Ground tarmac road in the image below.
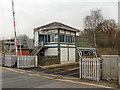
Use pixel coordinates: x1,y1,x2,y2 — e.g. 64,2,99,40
2,67,113,89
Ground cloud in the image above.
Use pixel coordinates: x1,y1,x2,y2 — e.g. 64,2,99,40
0,0,118,39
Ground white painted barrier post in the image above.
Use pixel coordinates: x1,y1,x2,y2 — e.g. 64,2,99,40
35,56,38,67
97,58,100,81
79,57,81,79
17,56,19,68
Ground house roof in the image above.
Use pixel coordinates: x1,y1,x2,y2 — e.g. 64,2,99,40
34,22,80,32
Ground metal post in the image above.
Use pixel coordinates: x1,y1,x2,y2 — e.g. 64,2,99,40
20,41,22,55
9,41,11,55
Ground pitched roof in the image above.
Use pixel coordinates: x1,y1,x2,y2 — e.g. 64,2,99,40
34,22,80,32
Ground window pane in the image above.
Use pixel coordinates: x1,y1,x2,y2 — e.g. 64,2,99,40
55,34,58,42
71,36,72,43
45,35,47,43
66,36,69,43
66,36,68,43
49,34,55,42
48,35,50,42
60,35,62,42
68,36,70,43
60,35,64,42
52,34,54,42
72,36,75,43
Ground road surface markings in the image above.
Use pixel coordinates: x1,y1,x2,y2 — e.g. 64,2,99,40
2,67,114,89
2,67,79,79
53,70,68,74
68,72,79,76
66,67,79,71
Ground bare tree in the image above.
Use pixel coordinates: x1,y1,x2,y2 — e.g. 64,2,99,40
115,30,120,55
103,20,117,47
84,9,104,48
95,19,117,48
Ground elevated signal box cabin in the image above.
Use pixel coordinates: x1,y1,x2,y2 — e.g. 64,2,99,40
34,22,80,64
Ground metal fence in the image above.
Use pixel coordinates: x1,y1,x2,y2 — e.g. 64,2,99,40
0,54,2,65
0,54,5,66
17,56,37,68
118,56,120,85
0,54,37,68
79,57,101,81
4,55,17,67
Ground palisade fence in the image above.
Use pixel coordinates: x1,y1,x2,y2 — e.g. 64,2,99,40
0,54,5,66
17,56,37,68
5,55,17,67
118,56,120,85
79,57,101,81
0,54,37,68
0,54,2,65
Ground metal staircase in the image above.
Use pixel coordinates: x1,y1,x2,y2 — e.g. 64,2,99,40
31,45,43,55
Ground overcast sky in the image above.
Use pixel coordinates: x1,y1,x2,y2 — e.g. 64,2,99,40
0,0,119,40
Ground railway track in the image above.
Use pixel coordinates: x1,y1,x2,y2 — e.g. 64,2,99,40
23,63,80,78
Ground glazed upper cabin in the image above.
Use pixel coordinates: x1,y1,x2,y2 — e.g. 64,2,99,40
33,22,80,64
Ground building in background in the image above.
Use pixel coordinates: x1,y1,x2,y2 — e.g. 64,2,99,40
1,35,33,55
17,35,33,49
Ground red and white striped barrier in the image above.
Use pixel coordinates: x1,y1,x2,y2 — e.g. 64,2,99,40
12,0,18,56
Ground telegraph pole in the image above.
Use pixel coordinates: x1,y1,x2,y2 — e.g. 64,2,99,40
12,0,18,56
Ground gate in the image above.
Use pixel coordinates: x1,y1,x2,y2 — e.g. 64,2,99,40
79,57,101,81
4,55,17,67
17,56,37,68
0,54,5,66
0,54,37,68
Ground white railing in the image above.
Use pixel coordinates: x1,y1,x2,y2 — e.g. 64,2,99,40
79,58,101,81
17,55,37,68
0,54,4,66
5,55,17,67
0,54,2,65
1,54,37,68
118,56,120,85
